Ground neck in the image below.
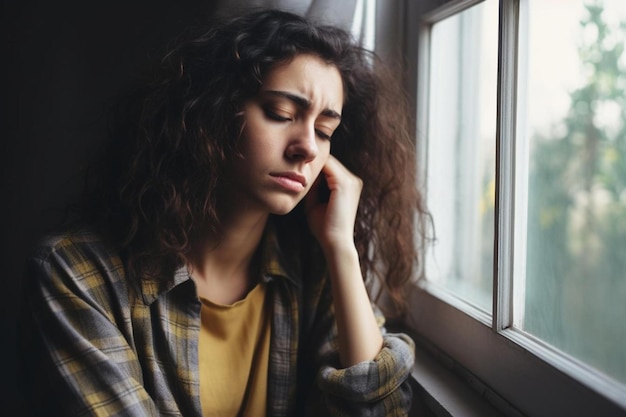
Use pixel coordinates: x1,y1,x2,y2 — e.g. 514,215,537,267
189,210,269,304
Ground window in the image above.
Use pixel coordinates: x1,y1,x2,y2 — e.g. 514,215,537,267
407,0,626,415
425,0,498,314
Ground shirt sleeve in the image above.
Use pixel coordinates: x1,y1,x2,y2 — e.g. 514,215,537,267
317,331,415,414
23,238,158,417
305,277,415,417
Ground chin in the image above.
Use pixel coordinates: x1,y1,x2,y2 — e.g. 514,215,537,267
266,196,303,216
270,204,299,216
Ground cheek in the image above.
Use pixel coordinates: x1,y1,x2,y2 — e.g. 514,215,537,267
239,123,268,157
317,138,331,156
239,106,273,149
319,144,331,165
312,151,331,178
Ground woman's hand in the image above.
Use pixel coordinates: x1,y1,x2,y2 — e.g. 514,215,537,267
305,155,363,252
305,156,382,368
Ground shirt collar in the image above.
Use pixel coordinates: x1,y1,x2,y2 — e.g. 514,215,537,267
138,264,191,305
259,220,301,287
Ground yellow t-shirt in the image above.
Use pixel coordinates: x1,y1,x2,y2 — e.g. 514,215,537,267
198,282,270,417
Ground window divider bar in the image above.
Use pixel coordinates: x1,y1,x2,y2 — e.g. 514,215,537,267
415,21,431,194
414,19,431,282
493,0,520,332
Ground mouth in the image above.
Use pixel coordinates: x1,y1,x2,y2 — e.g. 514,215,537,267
270,171,307,192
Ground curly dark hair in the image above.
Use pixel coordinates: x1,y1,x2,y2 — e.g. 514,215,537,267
85,9,429,314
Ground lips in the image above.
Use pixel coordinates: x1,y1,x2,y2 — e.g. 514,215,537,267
270,171,307,192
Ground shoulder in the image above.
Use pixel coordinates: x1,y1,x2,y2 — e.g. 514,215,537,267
32,228,123,276
28,229,131,313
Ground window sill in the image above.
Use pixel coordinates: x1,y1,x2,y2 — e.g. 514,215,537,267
409,338,521,417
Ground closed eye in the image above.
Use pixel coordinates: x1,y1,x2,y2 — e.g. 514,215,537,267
315,129,332,140
264,108,291,122
262,102,335,140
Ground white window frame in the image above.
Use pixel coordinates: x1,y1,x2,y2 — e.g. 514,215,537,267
404,0,626,415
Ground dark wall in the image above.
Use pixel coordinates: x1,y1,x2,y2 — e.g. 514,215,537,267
1,1,216,412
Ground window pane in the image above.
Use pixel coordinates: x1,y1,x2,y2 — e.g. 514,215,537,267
520,0,626,384
425,0,498,312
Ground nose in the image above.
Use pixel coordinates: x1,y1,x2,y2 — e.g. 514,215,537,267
285,121,319,162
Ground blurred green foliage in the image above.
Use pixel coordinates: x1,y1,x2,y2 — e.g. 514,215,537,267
525,0,626,383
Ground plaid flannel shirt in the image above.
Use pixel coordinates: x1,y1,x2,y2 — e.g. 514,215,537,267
22,224,414,416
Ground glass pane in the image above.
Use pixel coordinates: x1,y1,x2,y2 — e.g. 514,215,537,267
425,0,498,312
520,0,626,384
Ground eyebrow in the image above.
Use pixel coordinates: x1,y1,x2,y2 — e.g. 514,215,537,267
263,90,342,120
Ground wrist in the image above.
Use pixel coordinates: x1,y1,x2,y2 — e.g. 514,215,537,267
322,240,359,265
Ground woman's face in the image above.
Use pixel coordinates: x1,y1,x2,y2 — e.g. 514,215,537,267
226,53,344,216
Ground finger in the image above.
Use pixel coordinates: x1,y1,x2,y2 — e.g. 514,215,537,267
321,155,355,188
323,156,363,196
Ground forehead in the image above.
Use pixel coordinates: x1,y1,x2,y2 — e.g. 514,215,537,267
260,54,344,112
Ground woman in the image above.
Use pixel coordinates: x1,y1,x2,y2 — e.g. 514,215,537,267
22,9,427,416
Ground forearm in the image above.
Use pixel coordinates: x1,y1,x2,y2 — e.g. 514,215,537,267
324,243,383,368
